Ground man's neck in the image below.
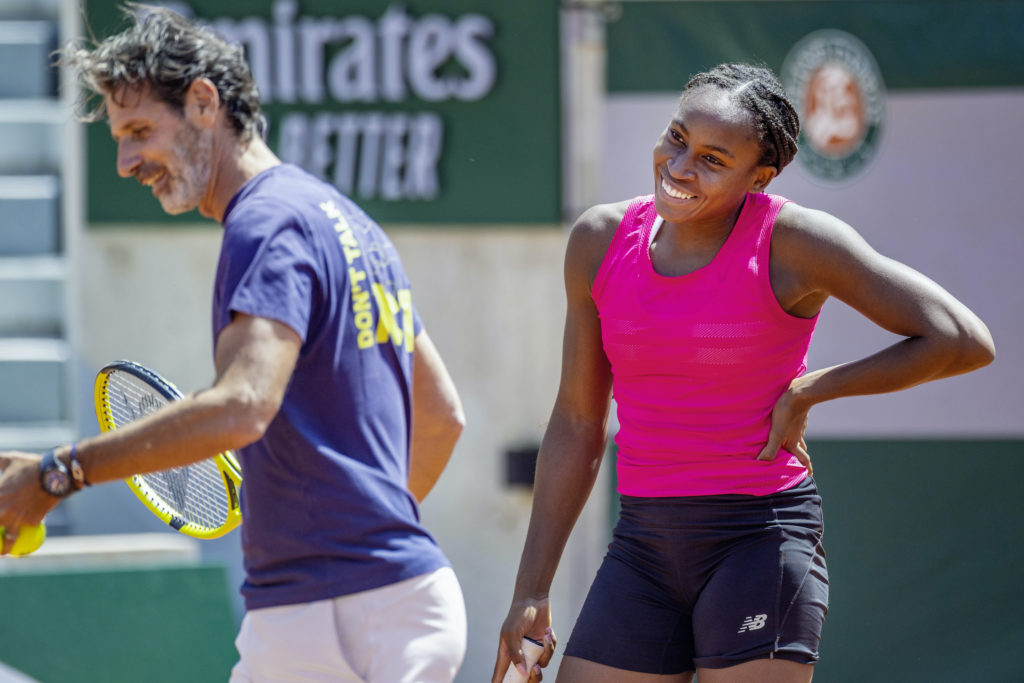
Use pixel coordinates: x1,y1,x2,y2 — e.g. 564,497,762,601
199,136,282,223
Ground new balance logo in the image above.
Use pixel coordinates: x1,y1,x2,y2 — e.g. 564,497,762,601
737,614,767,633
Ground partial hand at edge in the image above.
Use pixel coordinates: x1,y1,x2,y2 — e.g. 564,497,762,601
0,451,59,555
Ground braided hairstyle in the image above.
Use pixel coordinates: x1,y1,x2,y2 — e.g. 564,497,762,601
683,63,800,172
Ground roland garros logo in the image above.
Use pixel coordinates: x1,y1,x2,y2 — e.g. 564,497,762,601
782,30,886,182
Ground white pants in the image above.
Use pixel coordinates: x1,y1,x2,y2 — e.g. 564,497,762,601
230,567,466,683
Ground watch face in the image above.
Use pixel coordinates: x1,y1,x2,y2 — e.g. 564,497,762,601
42,468,71,497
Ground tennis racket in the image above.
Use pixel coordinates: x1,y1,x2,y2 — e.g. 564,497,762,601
93,360,242,539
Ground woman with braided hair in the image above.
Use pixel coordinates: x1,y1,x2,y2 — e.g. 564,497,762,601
492,63,993,683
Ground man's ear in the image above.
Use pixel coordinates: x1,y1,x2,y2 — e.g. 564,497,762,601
751,165,778,193
184,78,221,128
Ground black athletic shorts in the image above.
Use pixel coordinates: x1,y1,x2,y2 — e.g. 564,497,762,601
564,476,828,674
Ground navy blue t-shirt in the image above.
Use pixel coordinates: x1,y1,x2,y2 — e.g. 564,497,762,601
213,164,449,610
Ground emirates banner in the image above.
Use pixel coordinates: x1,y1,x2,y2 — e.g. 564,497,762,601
84,0,560,224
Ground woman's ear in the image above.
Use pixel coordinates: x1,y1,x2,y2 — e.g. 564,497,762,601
751,165,778,192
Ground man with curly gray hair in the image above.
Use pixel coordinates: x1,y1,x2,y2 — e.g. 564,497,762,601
0,5,469,681
63,3,266,215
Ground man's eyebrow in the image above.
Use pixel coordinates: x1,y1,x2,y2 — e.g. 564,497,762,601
110,120,143,141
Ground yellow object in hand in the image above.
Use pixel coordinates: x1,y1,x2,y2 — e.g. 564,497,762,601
1,523,46,556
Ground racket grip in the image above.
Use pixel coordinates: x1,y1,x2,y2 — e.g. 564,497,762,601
502,636,544,683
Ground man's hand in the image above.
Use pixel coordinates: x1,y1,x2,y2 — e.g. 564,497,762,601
0,451,60,554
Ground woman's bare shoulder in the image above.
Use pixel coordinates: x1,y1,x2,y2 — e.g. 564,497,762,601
773,200,877,269
567,199,633,264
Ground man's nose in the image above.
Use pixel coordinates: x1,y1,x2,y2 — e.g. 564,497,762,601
116,141,141,178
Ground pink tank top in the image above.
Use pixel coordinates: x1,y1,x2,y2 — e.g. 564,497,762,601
592,193,817,497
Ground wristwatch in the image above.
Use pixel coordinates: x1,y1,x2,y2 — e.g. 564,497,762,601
39,449,74,498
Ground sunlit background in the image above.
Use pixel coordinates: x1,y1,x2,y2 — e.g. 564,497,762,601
1,1,1021,681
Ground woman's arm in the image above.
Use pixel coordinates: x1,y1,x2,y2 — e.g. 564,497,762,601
492,202,622,682
758,204,995,467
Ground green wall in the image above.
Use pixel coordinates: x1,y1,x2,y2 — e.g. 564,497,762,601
605,439,1024,681
1,440,1021,682
606,0,1024,93
809,439,1024,682
0,565,237,683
